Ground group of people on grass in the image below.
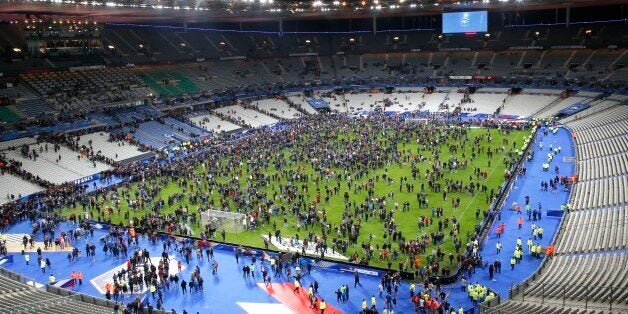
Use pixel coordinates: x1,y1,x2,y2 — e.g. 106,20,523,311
0,113,536,314
63,115,528,279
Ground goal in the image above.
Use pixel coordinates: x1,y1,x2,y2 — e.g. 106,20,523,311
200,209,247,234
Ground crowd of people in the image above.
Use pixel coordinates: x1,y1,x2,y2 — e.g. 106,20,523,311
2,114,532,264
61,115,527,275
0,112,535,314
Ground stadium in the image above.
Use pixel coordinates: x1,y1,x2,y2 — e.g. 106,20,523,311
0,0,625,313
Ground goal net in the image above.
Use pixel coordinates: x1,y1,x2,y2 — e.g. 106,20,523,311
201,209,247,234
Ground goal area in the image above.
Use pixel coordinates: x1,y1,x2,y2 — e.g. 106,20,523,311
201,209,247,233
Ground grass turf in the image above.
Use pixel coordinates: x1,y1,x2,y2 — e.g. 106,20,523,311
61,126,528,271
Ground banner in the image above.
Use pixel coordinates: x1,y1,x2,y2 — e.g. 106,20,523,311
69,65,106,72
472,75,496,80
550,45,585,49
439,47,470,51
73,173,100,185
299,258,382,277
289,52,318,57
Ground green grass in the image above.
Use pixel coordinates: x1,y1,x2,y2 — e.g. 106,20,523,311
61,125,528,271
139,71,199,97
0,106,21,123
169,72,199,94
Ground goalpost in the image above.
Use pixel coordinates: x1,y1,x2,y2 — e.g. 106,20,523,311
405,117,429,125
200,209,247,233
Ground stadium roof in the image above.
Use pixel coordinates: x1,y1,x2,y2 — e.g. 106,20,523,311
0,0,624,23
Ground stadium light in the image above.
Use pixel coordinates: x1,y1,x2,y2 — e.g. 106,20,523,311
392,36,400,43
349,38,355,44
107,45,115,49
12,48,22,53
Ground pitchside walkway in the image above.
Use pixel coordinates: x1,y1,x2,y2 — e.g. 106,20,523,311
0,221,418,313
475,126,575,300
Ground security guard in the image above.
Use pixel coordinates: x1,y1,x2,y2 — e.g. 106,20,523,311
319,299,327,313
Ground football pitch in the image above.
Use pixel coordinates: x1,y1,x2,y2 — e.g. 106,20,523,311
61,121,529,271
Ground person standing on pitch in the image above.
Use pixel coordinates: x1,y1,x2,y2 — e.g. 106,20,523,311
354,270,362,287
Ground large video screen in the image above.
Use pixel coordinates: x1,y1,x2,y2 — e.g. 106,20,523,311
442,11,488,33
